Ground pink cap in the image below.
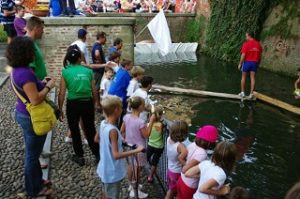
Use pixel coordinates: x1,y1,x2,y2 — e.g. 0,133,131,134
196,125,218,143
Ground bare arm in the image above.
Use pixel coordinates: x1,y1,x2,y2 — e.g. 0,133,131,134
120,122,126,139
58,77,66,111
177,143,188,166
23,79,55,106
94,131,100,143
238,53,245,70
110,129,144,159
140,114,155,138
294,77,300,90
182,159,200,174
199,179,230,196
3,9,15,16
185,164,200,178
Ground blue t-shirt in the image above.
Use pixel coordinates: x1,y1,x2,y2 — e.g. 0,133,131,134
50,0,62,16
97,120,127,183
108,67,131,108
91,42,106,73
0,0,15,24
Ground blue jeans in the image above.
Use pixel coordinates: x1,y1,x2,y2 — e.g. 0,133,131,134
15,111,46,197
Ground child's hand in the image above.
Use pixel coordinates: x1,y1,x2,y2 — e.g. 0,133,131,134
219,183,231,195
149,114,156,123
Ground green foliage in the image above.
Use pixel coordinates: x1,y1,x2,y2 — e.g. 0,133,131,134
185,15,206,42
0,25,7,43
204,0,277,62
261,0,300,40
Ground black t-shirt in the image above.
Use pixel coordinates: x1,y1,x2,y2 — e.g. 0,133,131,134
91,42,106,73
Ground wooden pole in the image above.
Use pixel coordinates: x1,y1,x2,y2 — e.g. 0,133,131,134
152,84,253,101
253,91,300,115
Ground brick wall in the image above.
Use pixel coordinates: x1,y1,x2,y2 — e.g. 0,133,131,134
41,17,135,80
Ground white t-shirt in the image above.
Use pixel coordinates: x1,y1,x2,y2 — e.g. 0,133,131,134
100,77,112,97
181,142,207,188
127,79,139,97
193,160,226,199
167,137,182,173
71,40,90,64
132,88,150,122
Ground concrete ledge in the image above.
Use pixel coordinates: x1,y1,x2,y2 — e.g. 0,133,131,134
43,17,136,25
93,12,196,17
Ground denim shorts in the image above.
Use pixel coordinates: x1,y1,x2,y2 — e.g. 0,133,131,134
102,180,122,199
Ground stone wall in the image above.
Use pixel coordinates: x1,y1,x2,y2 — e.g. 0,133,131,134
41,17,135,79
260,5,300,76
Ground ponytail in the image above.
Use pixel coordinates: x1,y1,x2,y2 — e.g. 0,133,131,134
63,45,82,68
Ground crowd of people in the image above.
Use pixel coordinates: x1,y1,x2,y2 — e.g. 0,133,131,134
2,5,300,198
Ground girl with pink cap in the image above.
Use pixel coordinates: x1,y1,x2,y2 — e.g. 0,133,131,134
176,125,219,199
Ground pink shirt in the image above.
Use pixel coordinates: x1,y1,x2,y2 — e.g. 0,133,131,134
181,142,207,188
123,114,146,147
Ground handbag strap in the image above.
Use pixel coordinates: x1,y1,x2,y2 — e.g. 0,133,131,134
10,73,30,106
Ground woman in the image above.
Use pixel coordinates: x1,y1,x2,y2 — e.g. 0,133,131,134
7,36,55,197
58,45,99,166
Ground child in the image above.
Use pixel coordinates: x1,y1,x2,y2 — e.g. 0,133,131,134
185,141,237,199
120,96,156,198
108,59,133,110
146,105,165,183
229,186,250,199
132,75,154,122
109,51,121,73
58,45,99,166
165,121,189,199
100,66,114,98
96,96,144,199
127,65,145,97
177,125,219,199
294,68,300,99
14,5,26,36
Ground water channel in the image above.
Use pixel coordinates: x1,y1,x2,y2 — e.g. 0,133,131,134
137,53,300,199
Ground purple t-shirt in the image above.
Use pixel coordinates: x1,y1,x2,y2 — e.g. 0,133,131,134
123,114,146,147
12,67,45,115
14,17,26,36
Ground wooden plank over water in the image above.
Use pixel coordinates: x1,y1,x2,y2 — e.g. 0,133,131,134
152,84,253,101
253,91,300,116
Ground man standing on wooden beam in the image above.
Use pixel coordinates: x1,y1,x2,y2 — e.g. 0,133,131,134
238,31,263,99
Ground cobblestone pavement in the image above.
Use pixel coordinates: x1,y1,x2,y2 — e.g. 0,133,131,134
0,80,164,199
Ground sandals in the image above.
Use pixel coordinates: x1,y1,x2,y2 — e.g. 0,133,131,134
38,187,53,197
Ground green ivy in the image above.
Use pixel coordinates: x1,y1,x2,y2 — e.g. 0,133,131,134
185,15,207,42
0,25,7,43
201,0,300,62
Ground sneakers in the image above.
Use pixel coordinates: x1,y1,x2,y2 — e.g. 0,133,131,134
238,92,245,98
83,138,88,145
72,155,85,166
249,92,254,99
129,189,148,198
64,136,72,143
128,184,143,191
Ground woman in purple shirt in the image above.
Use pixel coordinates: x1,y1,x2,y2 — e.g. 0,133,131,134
7,37,55,197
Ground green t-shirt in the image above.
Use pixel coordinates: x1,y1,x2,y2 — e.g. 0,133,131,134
62,64,93,100
148,122,164,149
30,42,47,80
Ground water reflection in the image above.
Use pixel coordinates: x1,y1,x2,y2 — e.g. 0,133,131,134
139,54,300,199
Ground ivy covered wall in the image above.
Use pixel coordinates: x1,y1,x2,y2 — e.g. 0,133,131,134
199,0,300,75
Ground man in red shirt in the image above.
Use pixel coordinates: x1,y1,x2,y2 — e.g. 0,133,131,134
238,31,263,98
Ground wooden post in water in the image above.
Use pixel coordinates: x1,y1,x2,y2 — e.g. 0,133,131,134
253,92,300,115
152,84,253,101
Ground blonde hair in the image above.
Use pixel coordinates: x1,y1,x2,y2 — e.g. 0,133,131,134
101,95,122,116
131,65,145,77
152,105,164,121
127,96,144,110
170,120,188,142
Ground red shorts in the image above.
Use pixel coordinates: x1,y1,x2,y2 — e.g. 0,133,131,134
167,169,180,192
176,176,197,199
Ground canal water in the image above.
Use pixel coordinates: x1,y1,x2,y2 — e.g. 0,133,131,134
137,53,300,199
